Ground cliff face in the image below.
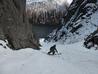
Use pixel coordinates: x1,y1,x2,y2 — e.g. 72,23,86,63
64,0,97,23
46,0,98,43
0,0,40,49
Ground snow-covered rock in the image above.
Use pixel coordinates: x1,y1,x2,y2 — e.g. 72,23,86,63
47,0,98,44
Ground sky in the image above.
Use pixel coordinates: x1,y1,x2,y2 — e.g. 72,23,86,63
26,0,73,5
55,0,73,5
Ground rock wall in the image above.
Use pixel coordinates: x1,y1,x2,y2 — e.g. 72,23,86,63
0,0,40,50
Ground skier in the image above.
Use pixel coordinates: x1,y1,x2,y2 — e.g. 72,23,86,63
48,45,58,55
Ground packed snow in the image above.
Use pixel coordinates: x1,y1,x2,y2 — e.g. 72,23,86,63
0,39,98,74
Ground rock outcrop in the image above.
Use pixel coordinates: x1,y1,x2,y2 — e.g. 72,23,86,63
0,0,40,50
46,0,98,43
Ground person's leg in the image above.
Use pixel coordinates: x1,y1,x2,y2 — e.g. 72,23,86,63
53,51,55,55
48,51,50,54
48,51,52,54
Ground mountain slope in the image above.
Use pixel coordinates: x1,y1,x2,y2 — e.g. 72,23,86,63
47,0,98,44
26,0,68,25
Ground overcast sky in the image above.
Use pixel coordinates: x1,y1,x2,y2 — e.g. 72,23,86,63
26,0,73,5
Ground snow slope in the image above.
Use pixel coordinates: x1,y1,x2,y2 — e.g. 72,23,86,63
0,40,98,74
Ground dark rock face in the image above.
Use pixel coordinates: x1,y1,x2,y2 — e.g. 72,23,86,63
46,0,98,42
84,35,98,49
0,0,40,50
64,0,97,24
84,29,98,49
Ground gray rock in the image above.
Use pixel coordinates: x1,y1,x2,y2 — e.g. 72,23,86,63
0,0,40,50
